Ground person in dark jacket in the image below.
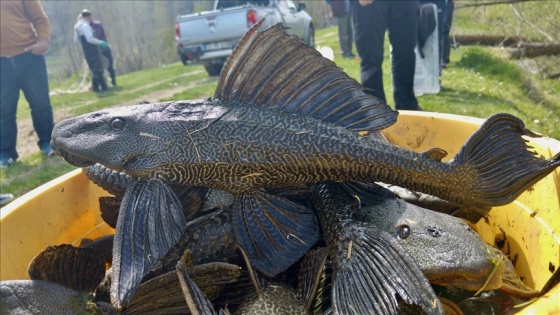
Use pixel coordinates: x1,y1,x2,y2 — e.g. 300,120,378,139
91,19,117,86
351,0,421,111
327,0,355,59
74,9,109,92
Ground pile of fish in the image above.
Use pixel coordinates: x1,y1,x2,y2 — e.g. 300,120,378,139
2,19,560,314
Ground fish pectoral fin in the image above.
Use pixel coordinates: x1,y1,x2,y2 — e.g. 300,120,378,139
332,226,444,315
232,190,320,277
422,148,448,161
176,262,221,315
111,180,188,309
297,247,329,312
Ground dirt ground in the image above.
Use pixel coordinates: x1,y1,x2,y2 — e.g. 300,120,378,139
15,71,209,159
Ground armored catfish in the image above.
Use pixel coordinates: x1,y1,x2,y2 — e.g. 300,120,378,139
51,19,560,307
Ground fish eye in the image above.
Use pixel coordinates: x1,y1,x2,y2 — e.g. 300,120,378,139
110,118,124,130
397,225,411,239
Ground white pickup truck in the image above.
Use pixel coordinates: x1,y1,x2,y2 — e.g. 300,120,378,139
175,0,314,76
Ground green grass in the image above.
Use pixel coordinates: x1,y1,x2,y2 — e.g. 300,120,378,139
2,19,559,203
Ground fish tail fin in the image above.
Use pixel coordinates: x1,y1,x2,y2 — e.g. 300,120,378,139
331,226,444,315
451,113,560,207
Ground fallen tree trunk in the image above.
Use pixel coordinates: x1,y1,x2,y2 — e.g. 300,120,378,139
455,0,541,9
450,34,528,47
503,42,560,59
450,34,560,58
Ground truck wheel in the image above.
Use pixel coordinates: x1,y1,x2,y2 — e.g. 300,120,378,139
179,53,188,66
306,26,315,48
204,63,223,76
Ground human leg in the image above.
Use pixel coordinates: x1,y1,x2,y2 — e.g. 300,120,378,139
387,0,421,110
441,1,454,66
0,56,22,163
19,53,54,154
102,46,116,86
338,14,353,57
352,1,389,103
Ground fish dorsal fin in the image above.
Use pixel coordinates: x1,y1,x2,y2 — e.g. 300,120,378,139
215,19,398,132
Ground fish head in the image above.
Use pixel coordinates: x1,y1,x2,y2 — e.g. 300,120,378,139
358,197,506,292
51,100,216,176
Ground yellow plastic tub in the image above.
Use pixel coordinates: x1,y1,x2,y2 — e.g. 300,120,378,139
1,111,559,314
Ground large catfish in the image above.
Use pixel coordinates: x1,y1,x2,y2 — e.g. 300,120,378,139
52,19,559,307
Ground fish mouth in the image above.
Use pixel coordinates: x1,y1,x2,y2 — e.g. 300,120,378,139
426,249,507,292
51,140,96,168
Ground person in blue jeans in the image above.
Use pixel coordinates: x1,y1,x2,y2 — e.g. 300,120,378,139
351,0,421,111
0,0,55,168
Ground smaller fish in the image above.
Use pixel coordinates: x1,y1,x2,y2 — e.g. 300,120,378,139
353,182,541,299
125,259,242,314
176,247,328,315
312,181,444,315
233,247,328,315
27,244,106,293
144,206,239,281
354,183,507,292
0,280,107,314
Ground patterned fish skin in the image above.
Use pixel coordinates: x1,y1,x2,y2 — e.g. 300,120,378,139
51,99,560,208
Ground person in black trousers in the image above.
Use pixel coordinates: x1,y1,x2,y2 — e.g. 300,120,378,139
351,0,421,110
441,0,455,67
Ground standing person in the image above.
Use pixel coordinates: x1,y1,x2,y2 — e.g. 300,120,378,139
0,0,55,168
440,0,455,68
327,0,355,59
74,9,110,92
90,17,117,87
351,0,422,111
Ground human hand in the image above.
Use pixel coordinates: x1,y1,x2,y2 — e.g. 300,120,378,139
359,0,374,6
24,38,49,55
100,40,108,48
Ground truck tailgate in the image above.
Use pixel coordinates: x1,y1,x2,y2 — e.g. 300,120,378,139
177,6,277,45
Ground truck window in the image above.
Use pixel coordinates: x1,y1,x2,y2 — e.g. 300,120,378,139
285,0,297,11
216,0,270,9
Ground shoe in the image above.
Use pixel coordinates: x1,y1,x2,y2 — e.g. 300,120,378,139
40,142,54,156
0,194,14,206
0,157,15,168
342,53,356,59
